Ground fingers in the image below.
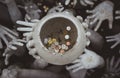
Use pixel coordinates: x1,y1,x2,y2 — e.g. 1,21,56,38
72,66,84,73
0,39,3,49
115,11,120,19
3,39,26,55
8,44,17,50
106,35,115,39
23,32,33,41
73,0,77,7
72,59,80,63
108,19,113,29
26,40,34,49
106,34,120,48
17,27,33,32
94,20,102,31
111,41,120,49
16,21,36,27
31,19,39,23
106,38,116,42
29,49,40,59
110,56,115,72
106,58,110,71
77,16,83,22
90,17,98,25
116,59,120,72
87,12,98,19
16,39,26,43
114,58,120,70
0,26,18,44
29,48,37,56
3,30,17,39
86,9,95,13
23,32,32,37
80,0,87,6
115,10,120,14
4,54,11,65
82,22,89,28
23,32,32,38
9,39,26,47
66,63,84,73
1,25,18,36
84,0,94,5
0,34,9,46
3,48,12,65
66,63,82,70
64,0,77,7
36,9,41,13
65,0,70,5
115,16,120,19
3,48,10,56
12,41,24,46
3,39,26,65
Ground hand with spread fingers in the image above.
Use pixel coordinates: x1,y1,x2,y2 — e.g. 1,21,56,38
106,33,120,49
3,39,26,65
86,1,114,31
66,49,104,73
16,20,37,41
101,56,120,78
16,20,47,64
0,25,18,49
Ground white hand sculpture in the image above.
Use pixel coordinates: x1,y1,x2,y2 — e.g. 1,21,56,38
66,49,104,73
106,33,120,49
0,25,18,48
16,20,43,59
3,39,26,65
80,0,97,6
17,20,48,66
16,21,36,41
101,56,120,78
86,1,114,31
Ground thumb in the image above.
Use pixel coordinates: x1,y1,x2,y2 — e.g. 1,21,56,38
108,19,113,29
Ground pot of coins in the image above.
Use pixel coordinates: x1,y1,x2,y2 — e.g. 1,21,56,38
32,12,87,65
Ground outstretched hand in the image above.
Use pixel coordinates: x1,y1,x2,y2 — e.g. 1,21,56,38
86,1,114,31
3,39,26,65
0,25,18,49
106,33,120,49
66,49,104,73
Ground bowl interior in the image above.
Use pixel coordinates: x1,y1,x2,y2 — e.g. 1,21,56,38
40,17,78,53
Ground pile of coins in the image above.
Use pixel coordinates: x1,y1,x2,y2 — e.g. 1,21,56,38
44,26,72,55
